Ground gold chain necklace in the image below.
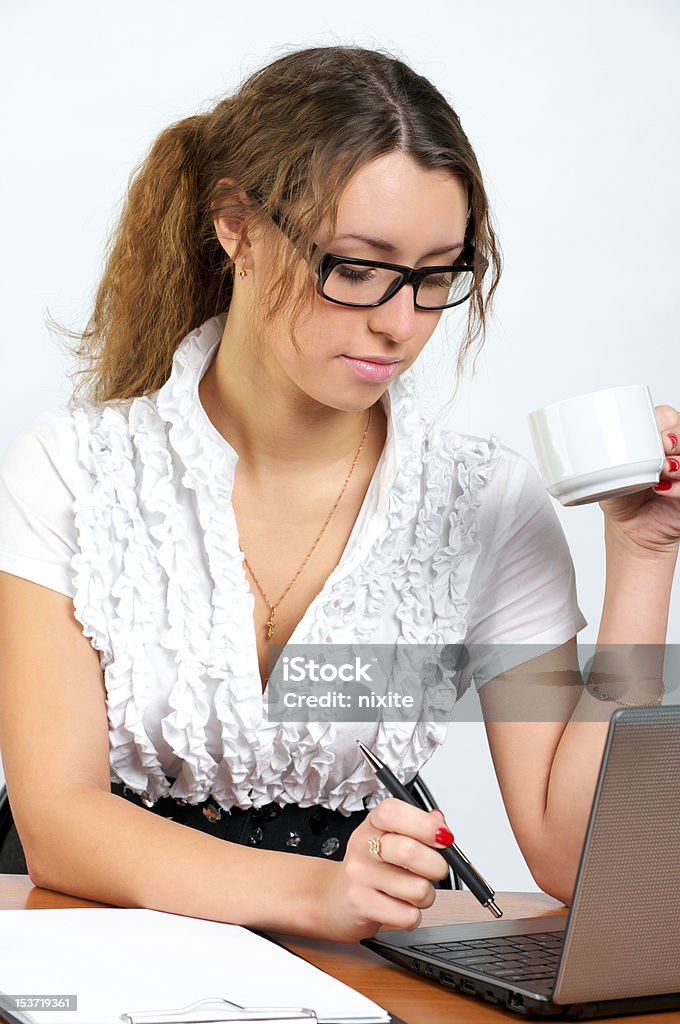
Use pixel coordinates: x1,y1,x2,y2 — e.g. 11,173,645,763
242,407,372,641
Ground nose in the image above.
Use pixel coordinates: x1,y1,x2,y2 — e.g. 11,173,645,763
366,281,418,344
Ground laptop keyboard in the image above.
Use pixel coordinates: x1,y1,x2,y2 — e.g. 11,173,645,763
411,931,563,984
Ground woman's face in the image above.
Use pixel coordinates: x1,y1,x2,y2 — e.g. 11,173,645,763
254,150,469,413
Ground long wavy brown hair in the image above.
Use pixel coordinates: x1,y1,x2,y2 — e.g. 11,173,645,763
54,44,502,404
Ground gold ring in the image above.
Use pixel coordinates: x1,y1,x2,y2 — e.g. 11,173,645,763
368,834,384,860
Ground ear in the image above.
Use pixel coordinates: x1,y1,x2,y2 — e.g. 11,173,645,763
211,181,256,263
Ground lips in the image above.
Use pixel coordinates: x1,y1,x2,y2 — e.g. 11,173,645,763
340,355,402,383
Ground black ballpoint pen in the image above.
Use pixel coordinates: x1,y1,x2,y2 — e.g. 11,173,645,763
357,740,502,918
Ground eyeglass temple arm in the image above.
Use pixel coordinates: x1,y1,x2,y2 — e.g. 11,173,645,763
246,187,322,263
247,187,292,234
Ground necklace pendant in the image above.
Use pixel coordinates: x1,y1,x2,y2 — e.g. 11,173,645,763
266,609,276,641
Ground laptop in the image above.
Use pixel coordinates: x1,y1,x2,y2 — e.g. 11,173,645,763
362,706,680,1017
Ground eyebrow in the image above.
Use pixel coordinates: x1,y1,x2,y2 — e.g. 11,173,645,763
334,233,465,259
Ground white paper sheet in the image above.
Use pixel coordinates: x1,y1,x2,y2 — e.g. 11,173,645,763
0,909,390,1024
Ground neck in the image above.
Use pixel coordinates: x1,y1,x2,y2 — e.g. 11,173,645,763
198,325,382,479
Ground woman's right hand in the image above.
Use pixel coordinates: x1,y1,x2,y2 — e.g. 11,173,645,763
318,797,454,943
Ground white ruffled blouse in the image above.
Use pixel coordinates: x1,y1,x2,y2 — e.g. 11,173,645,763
0,313,586,813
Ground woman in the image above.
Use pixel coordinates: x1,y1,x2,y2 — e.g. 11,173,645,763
0,45,677,943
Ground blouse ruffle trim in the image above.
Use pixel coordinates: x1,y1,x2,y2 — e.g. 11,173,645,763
70,314,502,814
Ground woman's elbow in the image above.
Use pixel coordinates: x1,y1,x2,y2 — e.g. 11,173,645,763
19,823,63,892
529,860,575,907
24,845,49,890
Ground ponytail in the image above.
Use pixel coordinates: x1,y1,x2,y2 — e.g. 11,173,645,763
53,111,234,403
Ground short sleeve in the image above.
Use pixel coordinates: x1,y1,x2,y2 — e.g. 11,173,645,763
0,408,81,598
463,444,587,689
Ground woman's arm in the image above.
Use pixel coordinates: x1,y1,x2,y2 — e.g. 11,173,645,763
481,531,676,905
0,571,450,941
541,529,675,895
480,408,679,904
0,571,340,935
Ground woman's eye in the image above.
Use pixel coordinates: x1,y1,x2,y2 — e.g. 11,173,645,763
336,265,376,283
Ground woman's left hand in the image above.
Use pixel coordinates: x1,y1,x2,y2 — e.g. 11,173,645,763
598,404,680,557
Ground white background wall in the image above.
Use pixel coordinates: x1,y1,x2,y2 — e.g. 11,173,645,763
1,0,678,890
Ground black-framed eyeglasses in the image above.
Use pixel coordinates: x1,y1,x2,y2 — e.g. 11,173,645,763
246,189,485,310
311,249,481,310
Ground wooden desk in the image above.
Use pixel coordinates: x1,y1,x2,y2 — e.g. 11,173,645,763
0,876,677,1024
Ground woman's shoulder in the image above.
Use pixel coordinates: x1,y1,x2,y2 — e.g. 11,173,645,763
0,406,93,596
3,402,77,442
420,424,551,540
422,421,538,491
0,393,157,518
0,404,83,491
0,394,168,599
431,423,540,484
2,392,133,467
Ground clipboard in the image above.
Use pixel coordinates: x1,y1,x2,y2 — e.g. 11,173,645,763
0,908,404,1024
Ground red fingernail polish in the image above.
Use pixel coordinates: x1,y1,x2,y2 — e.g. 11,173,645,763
653,481,672,492
668,458,680,473
668,433,678,448
435,827,454,846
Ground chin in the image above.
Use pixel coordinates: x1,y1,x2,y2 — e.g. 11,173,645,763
294,374,389,414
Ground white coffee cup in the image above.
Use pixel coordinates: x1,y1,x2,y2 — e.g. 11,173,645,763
528,385,665,506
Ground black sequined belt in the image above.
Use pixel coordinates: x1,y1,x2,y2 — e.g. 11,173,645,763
110,779,369,861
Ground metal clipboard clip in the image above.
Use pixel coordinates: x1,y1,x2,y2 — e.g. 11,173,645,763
123,997,318,1024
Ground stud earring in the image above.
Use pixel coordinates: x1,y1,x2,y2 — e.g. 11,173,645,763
238,259,248,279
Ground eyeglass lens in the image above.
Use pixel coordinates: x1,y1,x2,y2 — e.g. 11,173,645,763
323,263,473,308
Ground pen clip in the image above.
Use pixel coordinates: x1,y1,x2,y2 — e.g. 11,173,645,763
124,997,318,1024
